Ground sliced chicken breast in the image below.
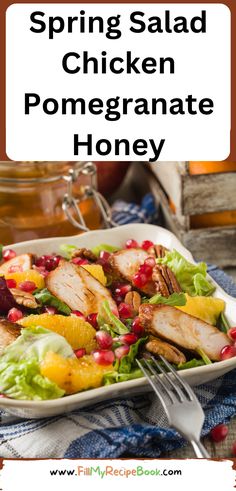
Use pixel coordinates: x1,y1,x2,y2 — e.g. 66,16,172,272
0,254,33,274
109,248,156,296
0,318,21,355
46,261,117,317
140,304,230,361
145,336,186,365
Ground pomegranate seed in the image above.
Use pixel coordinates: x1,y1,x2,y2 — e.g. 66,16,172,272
7,308,23,322
35,255,48,267
133,272,148,288
86,313,98,329
45,257,58,271
232,442,236,456
113,294,123,305
141,240,154,251
0,394,6,398
118,302,133,319
228,327,236,341
72,258,89,265
6,278,17,289
210,424,228,442
74,348,86,359
52,255,61,267
93,349,115,366
96,331,113,349
2,249,16,261
220,345,236,361
99,251,111,261
115,284,132,297
131,317,144,336
139,264,153,277
71,310,85,319
115,345,130,359
43,306,58,315
18,280,36,293
8,265,23,273
120,333,138,345
144,257,156,268
125,239,139,249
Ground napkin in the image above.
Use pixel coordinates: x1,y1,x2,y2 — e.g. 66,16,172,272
0,195,236,458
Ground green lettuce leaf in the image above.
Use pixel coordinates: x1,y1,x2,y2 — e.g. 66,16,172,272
59,244,77,259
0,326,74,400
177,359,205,370
91,243,120,257
98,300,129,335
118,337,148,374
2,326,74,363
103,368,143,385
34,288,71,315
158,250,215,297
0,357,64,400
148,292,186,306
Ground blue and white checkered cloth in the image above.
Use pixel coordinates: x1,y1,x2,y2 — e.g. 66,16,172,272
0,195,236,458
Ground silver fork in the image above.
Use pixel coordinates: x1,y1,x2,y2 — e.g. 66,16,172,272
136,355,210,458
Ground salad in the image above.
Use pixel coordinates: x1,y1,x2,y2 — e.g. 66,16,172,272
0,238,235,401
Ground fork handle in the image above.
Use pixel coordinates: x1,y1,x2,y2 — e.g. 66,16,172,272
190,439,210,458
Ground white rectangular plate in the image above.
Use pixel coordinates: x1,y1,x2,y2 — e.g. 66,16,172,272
1,223,236,419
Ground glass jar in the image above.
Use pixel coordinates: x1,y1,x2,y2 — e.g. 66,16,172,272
0,161,108,245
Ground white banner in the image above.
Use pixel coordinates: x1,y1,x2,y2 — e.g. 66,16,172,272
0,458,235,491
6,3,231,161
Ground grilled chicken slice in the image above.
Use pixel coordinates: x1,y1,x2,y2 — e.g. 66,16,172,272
46,261,117,317
0,254,33,274
140,304,230,361
145,336,186,365
109,248,156,296
0,318,21,355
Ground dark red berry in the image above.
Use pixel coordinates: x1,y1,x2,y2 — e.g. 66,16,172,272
86,313,98,329
118,303,133,319
131,317,144,336
6,279,17,289
74,348,86,359
141,240,154,251
2,249,16,261
125,239,139,249
210,424,228,442
133,272,148,288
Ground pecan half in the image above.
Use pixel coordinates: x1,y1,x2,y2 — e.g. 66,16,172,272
10,288,39,309
71,248,97,262
154,245,168,258
152,266,170,297
124,291,141,315
146,244,168,258
152,265,182,297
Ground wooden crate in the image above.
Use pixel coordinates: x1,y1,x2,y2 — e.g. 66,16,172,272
149,162,236,216
145,164,236,267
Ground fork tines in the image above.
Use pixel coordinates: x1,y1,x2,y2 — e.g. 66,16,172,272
137,355,194,405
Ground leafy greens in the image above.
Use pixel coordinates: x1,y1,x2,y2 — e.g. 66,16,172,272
0,327,74,400
158,250,215,297
34,288,71,315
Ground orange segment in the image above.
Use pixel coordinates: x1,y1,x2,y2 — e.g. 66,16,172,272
18,314,97,352
82,264,107,285
40,352,113,394
5,269,45,289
